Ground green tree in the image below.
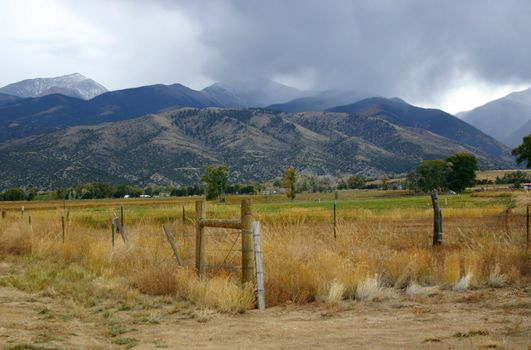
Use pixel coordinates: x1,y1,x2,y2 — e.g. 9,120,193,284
283,167,297,200
1,188,25,201
406,159,449,193
512,134,531,168
381,176,390,191
240,184,256,194
446,153,478,192
25,187,38,200
202,165,228,200
114,184,143,198
347,175,366,189
496,171,531,184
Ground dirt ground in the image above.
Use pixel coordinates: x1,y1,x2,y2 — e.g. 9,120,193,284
0,261,529,350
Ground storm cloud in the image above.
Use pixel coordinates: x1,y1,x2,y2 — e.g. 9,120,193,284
1,0,530,111
178,0,531,105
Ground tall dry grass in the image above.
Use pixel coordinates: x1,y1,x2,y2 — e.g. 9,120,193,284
0,194,528,312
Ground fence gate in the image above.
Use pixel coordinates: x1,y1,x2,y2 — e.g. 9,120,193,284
195,199,254,285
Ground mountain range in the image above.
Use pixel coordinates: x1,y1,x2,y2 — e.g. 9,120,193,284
0,73,522,189
458,87,531,147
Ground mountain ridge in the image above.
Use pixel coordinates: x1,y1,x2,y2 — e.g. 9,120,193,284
0,73,108,100
458,86,531,146
267,89,375,112
0,99,514,189
201,79,305,107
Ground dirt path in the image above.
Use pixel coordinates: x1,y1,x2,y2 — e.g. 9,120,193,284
0,260,529,349
128,290,530,350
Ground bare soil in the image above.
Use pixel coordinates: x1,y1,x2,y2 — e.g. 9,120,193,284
0,261,529,350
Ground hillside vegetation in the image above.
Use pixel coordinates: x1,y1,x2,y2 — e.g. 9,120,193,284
0,102,513,189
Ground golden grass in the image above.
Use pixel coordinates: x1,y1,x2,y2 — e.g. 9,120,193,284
137,266,179,295
0,223,32,255
0,191,529,313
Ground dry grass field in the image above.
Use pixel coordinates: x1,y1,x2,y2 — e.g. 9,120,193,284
0,190,529,349
475,169,531,181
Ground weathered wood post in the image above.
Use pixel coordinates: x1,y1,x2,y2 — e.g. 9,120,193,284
114,217,129,244
61,213,65,243
253,221,265,310
120,205,124,228
195,200,206,277
527,205,529,252
1,210,5,219
28,210,31,225
430,189,443,245
333,191,338,239
162,224,183,266
241,199,254,285
111,219,115,247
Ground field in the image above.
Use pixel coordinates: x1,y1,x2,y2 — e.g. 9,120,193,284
475,169,531,181
0,190,529,349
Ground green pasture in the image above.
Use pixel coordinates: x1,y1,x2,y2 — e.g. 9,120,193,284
65,190,513,228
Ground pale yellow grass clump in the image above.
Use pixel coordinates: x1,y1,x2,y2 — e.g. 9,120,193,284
405,282,439,296
356,274,395,301
453,272,474,291
326,280,347,304
487,264,507,288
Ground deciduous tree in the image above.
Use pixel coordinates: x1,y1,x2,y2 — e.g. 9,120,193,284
512,134,531,168
202,165,229,201
406,159,449,193
283,167,297,200
446,153,478,192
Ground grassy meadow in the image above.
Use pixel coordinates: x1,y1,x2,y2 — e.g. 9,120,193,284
0,189,529,314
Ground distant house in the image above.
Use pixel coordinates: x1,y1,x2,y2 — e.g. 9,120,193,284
523,183,531,190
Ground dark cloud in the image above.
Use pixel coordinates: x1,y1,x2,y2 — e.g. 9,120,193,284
175,0,531,102
1,0,530,111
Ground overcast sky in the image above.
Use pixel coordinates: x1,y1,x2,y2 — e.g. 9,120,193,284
0,0,530,113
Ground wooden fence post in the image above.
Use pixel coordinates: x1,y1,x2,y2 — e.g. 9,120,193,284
333,201,337,239
430,189,443,245
1,210,5,219
111,219,115,248
162,224,183,266
61,213,65,243
333,192,337,240
195,200,206,277
114,217,129,244
527,205,529,252
28,211,31,225
253,221,265,310
241,199,254,285
120,205,124,228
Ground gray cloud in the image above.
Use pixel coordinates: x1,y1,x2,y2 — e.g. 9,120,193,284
1,0,530,110
177,0,531,103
